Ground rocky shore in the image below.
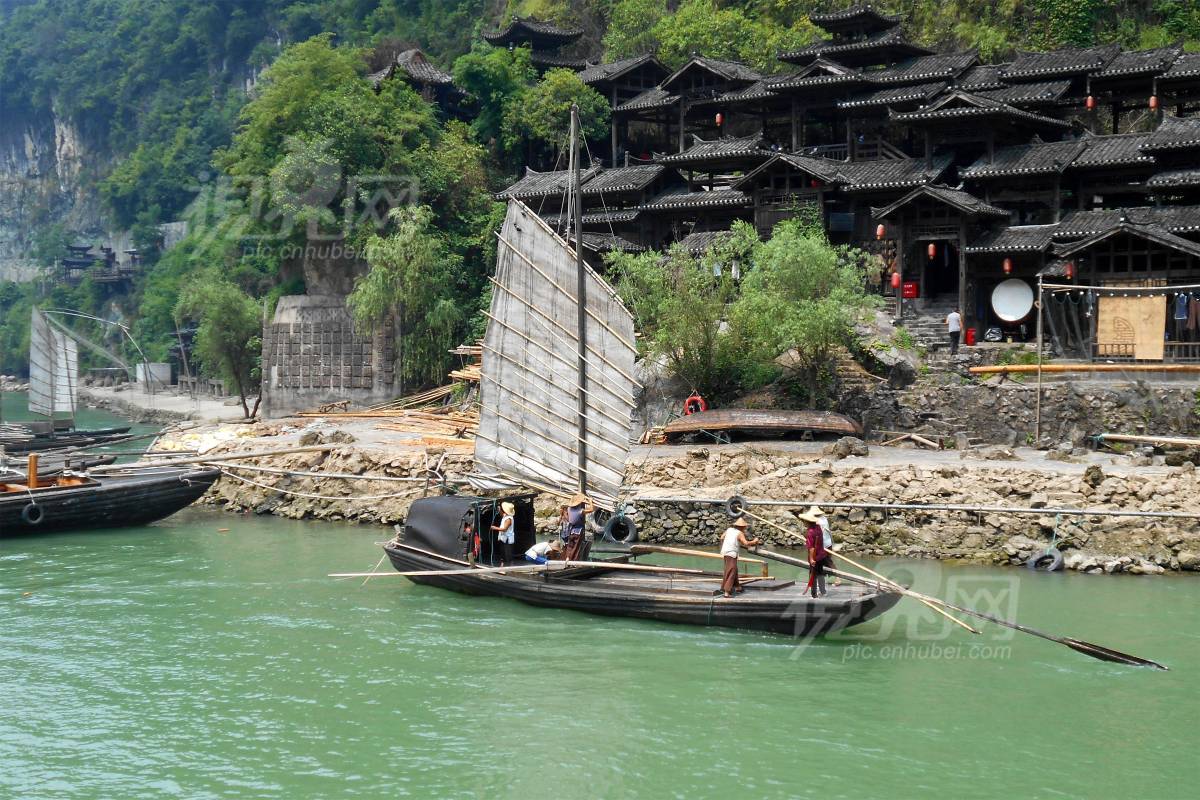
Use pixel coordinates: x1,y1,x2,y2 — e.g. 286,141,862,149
159,419,1200,575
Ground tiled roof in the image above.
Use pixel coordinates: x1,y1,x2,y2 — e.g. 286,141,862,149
581,165,665,195
767,60,873,92
571,232,647,253
975,80,1071,106
483,17,582,47
676,229,735,255
1070,132,1156,169
890,90,1072,130
1055,206,1200,237
868,51,977,85
839,81,946,109
543,208,642,226
1092,46,1181,80
496,165,662,200
639,187,751,210
1160,52,1200,81
1142,115,1200,152
964,224,1059,253
873,184,1010,219
1147,168,1200,190
836,153,952,192
779,27,931,65
956,64,1008,91
614,87,678,112
960,139,1087,179
1053,221,1200,260
577,54,665,86
655,134,771,166
1001,45,1121,80
530,51,587,70
394,49,453,85
714,79,778,103
661,56,761,91
810,4,900,34
732,153,845,189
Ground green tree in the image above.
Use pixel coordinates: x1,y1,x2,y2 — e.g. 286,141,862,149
348,205,465,391
732,219,876,406
603,0,668,59
174,276,263,418
452,45,537,154
503,69,610,161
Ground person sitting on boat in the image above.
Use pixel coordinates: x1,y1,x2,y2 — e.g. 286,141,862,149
719,517,761,599
491,501,516,566
562,493,593,561
524,538,564,565
797,508,832,598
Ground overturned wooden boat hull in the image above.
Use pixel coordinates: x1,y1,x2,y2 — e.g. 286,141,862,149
383,495,899,638
662,409,862,442
0,467,219,535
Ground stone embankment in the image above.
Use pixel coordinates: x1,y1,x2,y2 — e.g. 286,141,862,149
629,445,1200,575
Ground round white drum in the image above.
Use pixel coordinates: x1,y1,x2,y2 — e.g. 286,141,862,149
991,279,1034,323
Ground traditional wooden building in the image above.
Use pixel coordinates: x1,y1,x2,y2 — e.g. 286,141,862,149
482,16,585,72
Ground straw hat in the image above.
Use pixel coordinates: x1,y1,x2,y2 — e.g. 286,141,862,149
794,507,822,524
569,492,589,507
731,517,750,528
501,501,516,515
548,538,564,551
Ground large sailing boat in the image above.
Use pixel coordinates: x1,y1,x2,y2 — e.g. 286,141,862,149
378,108,900,636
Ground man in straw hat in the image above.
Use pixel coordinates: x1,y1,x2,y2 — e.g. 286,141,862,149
491,501,517,566
795,506,833,598
719,516,762,598
562,492,594,561
525,537,564,565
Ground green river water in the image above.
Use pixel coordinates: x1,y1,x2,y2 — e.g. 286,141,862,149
2,395,1198,798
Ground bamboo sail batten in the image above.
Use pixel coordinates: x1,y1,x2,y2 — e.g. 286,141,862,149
28,308,79,421
474,199,637,508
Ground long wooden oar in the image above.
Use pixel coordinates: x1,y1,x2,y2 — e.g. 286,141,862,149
741,509,980,635
748,527,1168,670
330,560,713,579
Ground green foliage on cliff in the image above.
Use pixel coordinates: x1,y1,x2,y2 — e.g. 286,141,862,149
175,277,264,417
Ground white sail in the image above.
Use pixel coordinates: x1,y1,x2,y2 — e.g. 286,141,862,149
474,200,638,509
28,309,78,421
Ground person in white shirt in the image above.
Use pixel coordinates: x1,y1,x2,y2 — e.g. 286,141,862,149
524,538,563,565
491,501,516,565
946,307,963,355
719,517,762,598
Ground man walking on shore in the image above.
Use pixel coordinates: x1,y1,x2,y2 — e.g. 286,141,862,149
946,307,962,356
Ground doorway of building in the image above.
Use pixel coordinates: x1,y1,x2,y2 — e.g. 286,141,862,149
918,239,959,302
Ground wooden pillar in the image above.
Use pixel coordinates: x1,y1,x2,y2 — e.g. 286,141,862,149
1111,101,1121,135
790,98,798,150
678,101,685,153
611,86,619,165
1052,175,1061,223
987,130,995,163
957,218,968,327
924,130,932,168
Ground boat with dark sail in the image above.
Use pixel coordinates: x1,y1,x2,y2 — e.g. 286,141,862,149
1,456,219,536
366,107,901,638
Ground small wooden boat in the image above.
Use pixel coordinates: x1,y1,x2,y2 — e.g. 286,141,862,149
662,409,862,443
0,426,133,454
382,495,900,637
0,457,219,535
1,454,116,481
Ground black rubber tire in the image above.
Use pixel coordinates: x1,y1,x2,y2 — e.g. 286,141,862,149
21,503,44,526
725,495,747,518
602,514,638,544
1027,548,1064,572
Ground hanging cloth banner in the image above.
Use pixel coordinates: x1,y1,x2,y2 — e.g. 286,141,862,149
1097,296,1166,361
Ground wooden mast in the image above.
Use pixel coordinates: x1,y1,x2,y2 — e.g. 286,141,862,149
569,104,589,495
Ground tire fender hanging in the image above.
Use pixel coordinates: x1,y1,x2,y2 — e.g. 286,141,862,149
602,513,638,544
725,495,747,518
21,503,44,526
1027,548,1064,572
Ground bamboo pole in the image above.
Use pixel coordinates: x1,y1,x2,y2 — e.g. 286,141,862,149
91,444,338,472
739,509,980,635
331,560,712,578
1035,274,1044,441
1098,433,1200,448
969,363,1200,374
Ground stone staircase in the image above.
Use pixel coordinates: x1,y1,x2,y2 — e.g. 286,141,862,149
832,346,885,393
899,300,958,359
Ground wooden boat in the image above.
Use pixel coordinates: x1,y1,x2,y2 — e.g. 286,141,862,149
0,459,219,535
383,495,900,637
662,408,862,442
1,454,116,481
0,426,133,454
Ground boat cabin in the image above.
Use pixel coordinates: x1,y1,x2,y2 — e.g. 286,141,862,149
403,493,540,566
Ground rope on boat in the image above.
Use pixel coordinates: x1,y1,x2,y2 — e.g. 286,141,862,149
216,467,426,502
633,495,1200,521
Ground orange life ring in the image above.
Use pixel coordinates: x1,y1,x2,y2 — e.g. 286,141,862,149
683,394,708,415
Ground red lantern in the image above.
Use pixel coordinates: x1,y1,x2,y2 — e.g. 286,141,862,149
1003,257,1013,275
890,271,901,289
927,242,936,260
1149,95,1159,110
1086,95,1095,111
715,112,723,127
1065,261,1076,280
876,223,886,241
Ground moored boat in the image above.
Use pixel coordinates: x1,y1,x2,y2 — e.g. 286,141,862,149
383,494,901,637
1,464,219,535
